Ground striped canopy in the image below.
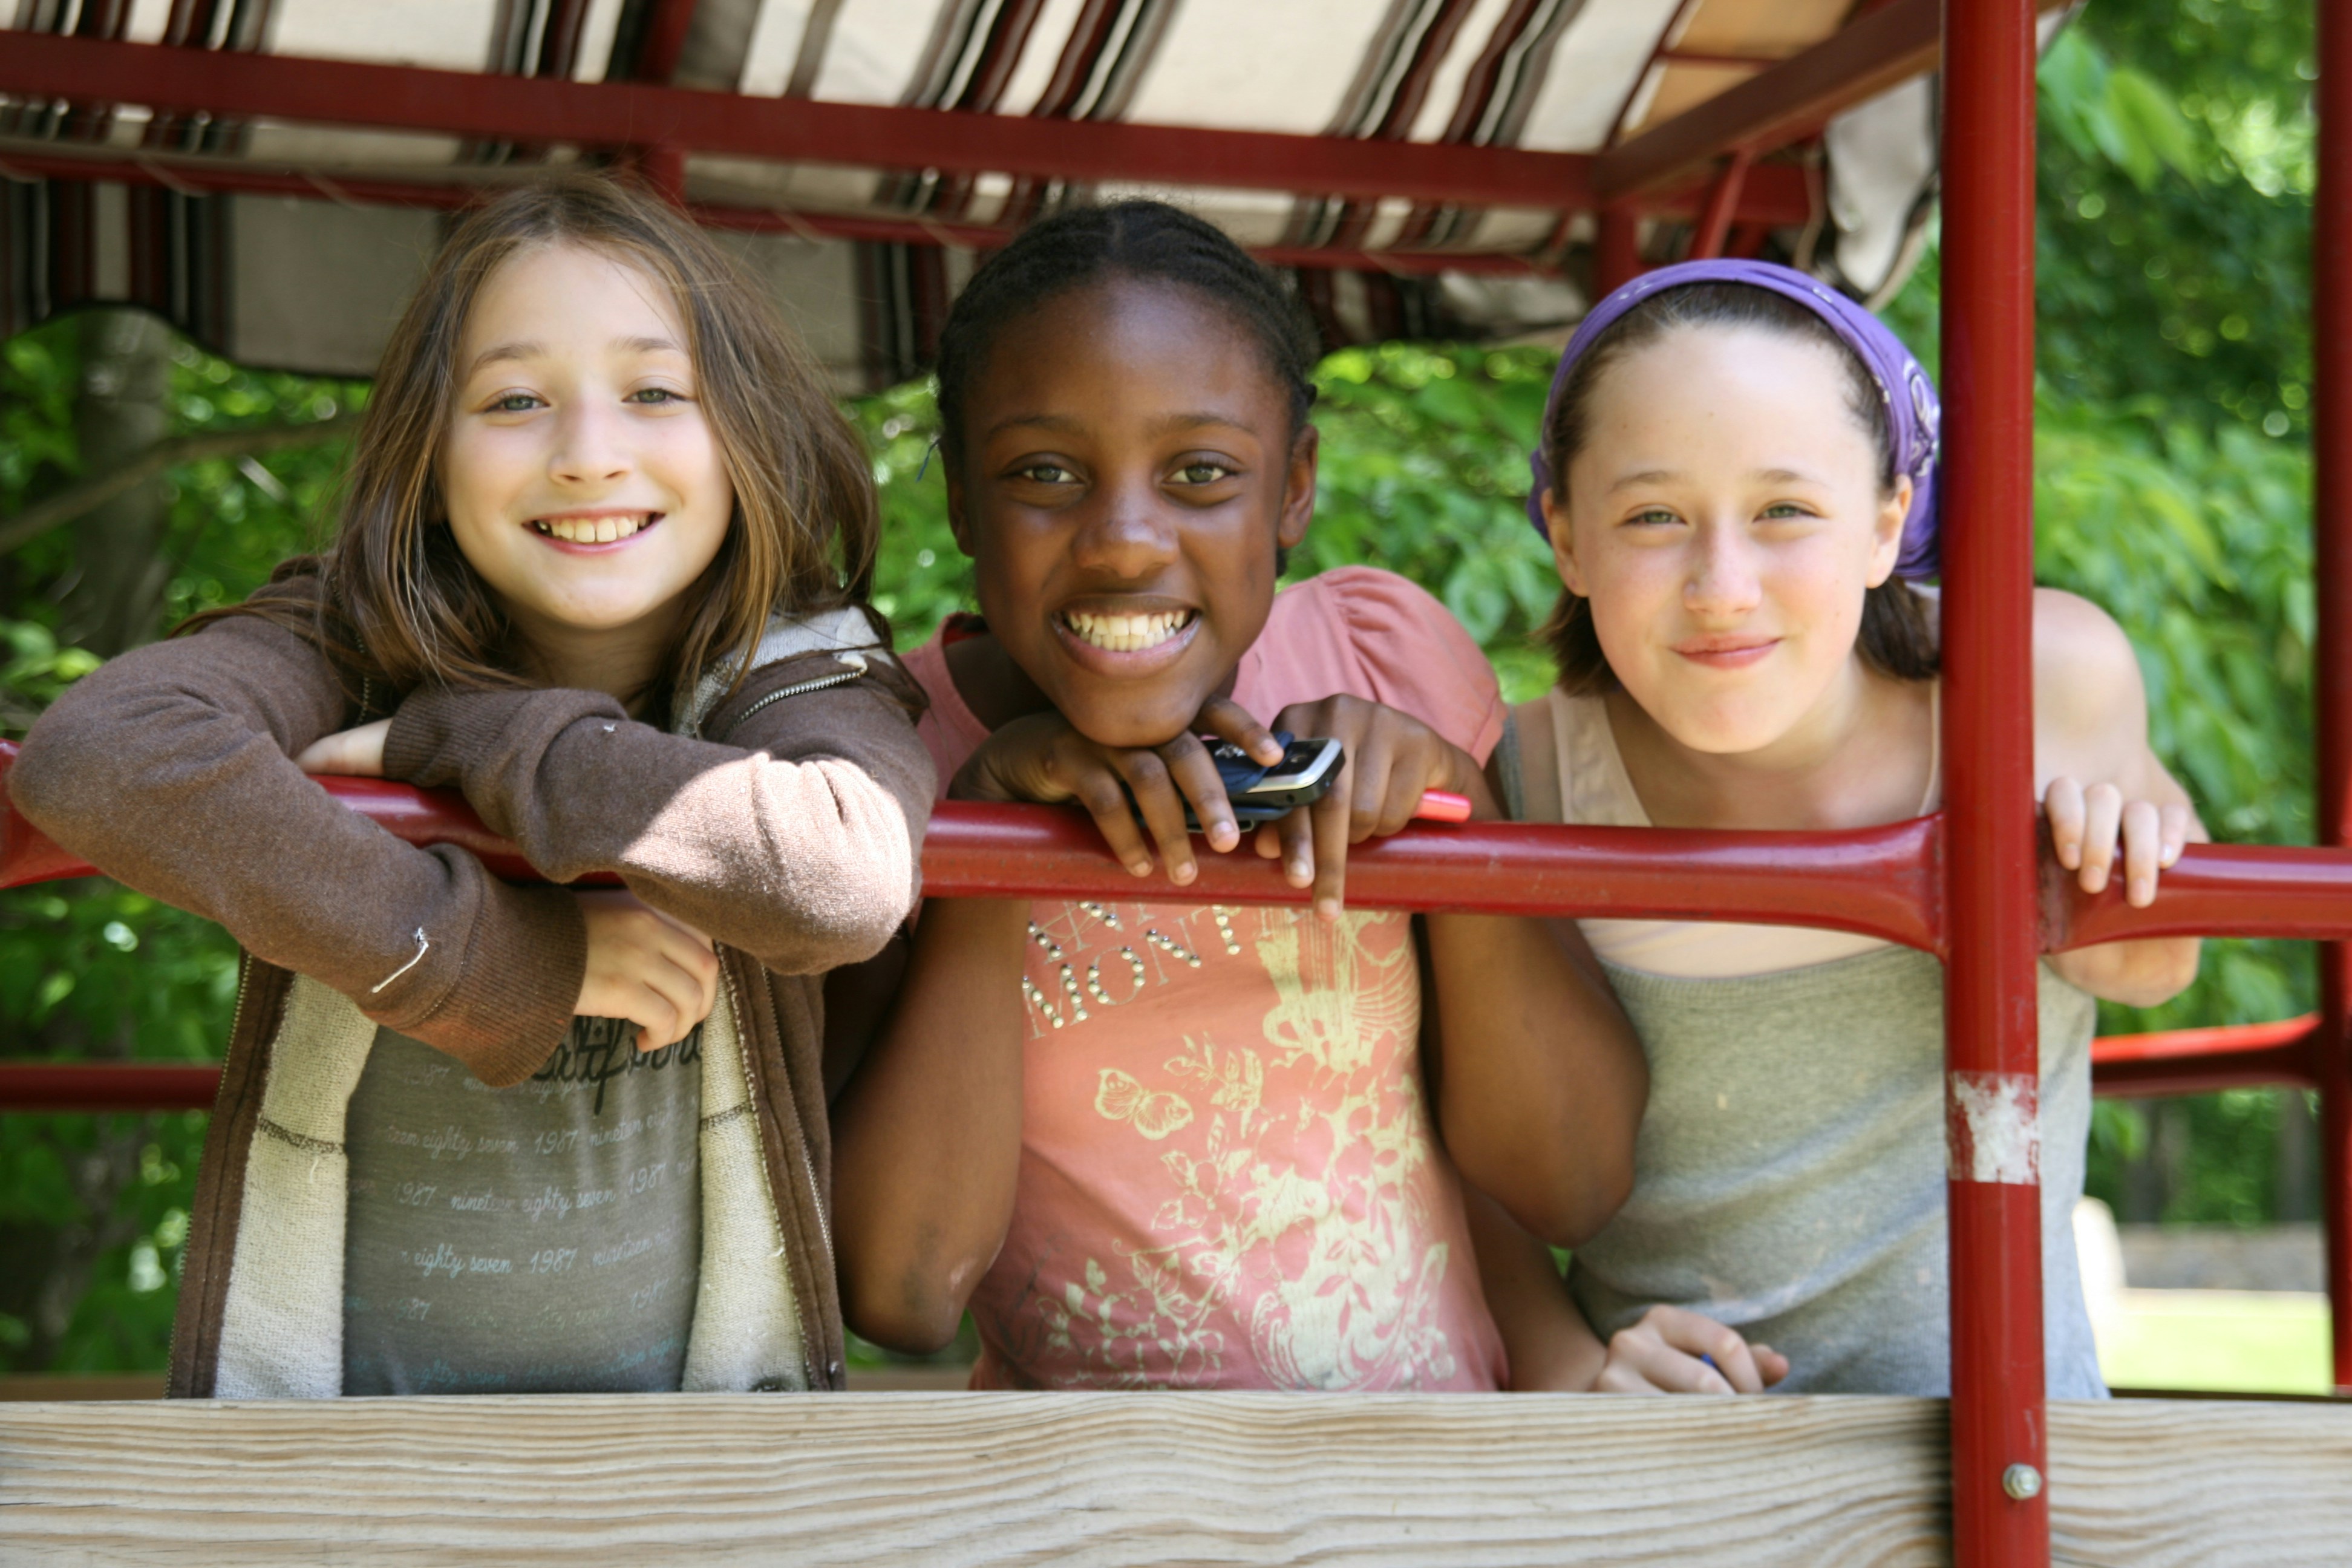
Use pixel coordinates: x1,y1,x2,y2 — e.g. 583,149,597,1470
0,0,1997,388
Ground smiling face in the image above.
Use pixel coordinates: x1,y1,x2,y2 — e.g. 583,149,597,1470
440,241,734,691
1543,323,1909,757
946,276,1316,746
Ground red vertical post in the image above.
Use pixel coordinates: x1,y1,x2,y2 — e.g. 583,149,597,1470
2316,0,2352,1394
1596,205,1642,295
1687,147,1753,260
1939,0,2048,1564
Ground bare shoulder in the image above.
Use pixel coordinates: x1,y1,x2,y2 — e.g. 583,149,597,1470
2033,589,2142,698
2030,587,2148,773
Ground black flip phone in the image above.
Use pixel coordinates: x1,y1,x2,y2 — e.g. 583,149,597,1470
1184,732,1345,829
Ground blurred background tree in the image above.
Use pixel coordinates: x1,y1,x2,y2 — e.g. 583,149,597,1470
0,0,2324,1372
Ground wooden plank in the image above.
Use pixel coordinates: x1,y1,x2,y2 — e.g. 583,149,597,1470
2048,1399,2352,1567
1,1393,2343,1565
1,1393,1946,1566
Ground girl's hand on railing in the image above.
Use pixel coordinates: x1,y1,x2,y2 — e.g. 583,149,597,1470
573,889,717,1051
293,718,392,777
948,701,1284,887
1592,1304,1789,1394
1260,693,1494,921
2043,775,2201,910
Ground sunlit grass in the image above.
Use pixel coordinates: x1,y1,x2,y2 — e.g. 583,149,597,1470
2097,1289,2333,1395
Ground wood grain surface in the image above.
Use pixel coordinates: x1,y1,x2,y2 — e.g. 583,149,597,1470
2048,1397,2352,1567
0,1391,2339,1566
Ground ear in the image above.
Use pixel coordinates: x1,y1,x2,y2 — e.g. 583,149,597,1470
1864,474,1913,589
1541,488,1589,599
944,466,979,561
1276,424,1319,552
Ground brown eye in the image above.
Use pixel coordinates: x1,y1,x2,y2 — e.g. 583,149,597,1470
1174,462,1234,485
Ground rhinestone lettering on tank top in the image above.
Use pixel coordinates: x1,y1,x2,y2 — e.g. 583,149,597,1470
971,897,1504,1392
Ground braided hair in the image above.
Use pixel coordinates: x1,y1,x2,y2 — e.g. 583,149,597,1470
933,200,1320,465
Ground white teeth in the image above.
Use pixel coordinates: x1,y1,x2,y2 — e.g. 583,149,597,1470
534,514,650,543
1063,609,1193,653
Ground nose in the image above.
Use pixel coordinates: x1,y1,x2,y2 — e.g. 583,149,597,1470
549,398,631,488
1684,515,1763,621
1067,469,1178,580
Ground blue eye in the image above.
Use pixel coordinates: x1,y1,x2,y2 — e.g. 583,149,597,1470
492,393,541,413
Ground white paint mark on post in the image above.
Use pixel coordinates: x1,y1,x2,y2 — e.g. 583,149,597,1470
1947,1070,2040,1185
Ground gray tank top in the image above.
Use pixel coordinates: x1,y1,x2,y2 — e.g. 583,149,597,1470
1509,690,2108,1397
1578,949,2105,1396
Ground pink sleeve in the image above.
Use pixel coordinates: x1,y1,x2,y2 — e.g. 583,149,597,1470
1309,567,1507,763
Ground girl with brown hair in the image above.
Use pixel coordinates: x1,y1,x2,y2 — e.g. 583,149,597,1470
12,172,933,1398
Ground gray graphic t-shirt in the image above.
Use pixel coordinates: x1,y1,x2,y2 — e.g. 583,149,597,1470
342,1019,702,1394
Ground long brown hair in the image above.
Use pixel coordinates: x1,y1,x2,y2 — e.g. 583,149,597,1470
1535,281,1937,694
196,172,878,720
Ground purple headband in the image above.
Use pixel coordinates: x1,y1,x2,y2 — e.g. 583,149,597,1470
1526,258,1941,578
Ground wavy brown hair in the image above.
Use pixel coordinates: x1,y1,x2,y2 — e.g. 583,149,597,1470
193,172,879,722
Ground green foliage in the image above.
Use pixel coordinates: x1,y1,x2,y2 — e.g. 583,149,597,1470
1306,344,1560,702
2040,28,2205,192
848,377,965,645
0,316,347,1373
2036,4,2313,436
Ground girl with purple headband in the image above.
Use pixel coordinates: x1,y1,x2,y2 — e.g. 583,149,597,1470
1491,260,2205,1397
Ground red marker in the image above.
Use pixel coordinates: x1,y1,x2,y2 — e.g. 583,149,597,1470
1414,789,1474,823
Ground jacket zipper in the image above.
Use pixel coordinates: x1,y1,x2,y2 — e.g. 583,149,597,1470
709,654,868,740
224,952,254,1052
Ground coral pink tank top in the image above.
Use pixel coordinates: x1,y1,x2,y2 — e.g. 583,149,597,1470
903,569,1510,1390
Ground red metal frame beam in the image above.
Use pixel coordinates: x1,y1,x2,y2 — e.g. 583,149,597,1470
2047,840,2352,949
632,0,701,83
1939,0,2046,1562
1593,0,2074,203
1685,147,1753,260
0,1063,220,1115
2090,1016,2322,1099
16,1014,2326,1117
0,31,1813,221
1595,206,1643,293
2318,0,2352,1394
0,31,1641,215
0,145,1584,278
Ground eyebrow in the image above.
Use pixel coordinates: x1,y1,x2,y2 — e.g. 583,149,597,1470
982,410,1254,442
463,335,686,377
1606,465,1829,493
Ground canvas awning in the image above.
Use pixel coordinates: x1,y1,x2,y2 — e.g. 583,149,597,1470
0,0,2040,388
